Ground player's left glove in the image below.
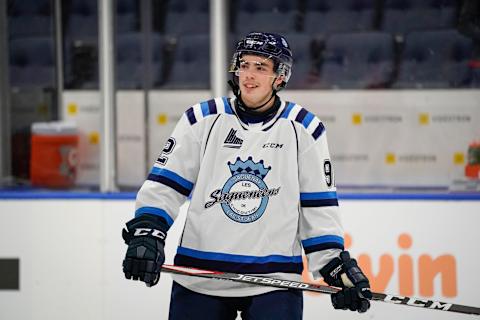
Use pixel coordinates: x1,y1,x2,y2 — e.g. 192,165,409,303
122,214,167,287
320,251,372,313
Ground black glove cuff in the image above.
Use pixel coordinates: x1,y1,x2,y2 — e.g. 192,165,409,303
319,255,344,287
122,214,169,244
320,251,368,287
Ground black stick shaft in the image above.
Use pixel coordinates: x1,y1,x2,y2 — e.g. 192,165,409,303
161,265,480,317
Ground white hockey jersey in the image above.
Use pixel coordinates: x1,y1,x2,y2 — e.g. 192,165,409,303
135,97,344,297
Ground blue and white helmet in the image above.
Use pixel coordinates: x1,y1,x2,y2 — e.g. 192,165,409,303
230,32,293,88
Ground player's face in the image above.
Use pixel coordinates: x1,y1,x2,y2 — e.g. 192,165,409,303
237,54,282,108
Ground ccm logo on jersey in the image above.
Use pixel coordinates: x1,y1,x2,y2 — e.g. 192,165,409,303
133,228,166,240
262,143,283,149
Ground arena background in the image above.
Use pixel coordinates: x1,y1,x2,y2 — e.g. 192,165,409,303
1,0,479,319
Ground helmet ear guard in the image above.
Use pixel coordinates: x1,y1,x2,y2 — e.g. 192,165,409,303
274,63,290,89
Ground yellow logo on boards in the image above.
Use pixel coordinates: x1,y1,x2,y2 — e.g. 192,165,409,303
453,152,465,165
157,113,168,125
419,113,429,125
352,113,362,125
385,153,396,164
68,103,78,115
89,131,99,145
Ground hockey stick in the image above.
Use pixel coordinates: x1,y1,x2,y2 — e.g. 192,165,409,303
161,264,480,317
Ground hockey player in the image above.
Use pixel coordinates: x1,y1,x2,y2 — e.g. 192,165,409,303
122,32,372,319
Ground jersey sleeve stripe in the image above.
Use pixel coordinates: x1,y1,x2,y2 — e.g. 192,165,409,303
200,101,210,117
302,112,315,128
295,108,308,123
185,97,233,126
300,191,337,200
300,191,338,207
147,174,192,196
208,99,217,114
148,167,194,196
186,107,197,125
200,99,218,117
135,206,174,227
280,102,295,118
284,104,324,140
222,97,234,114
312,122,325,140
301,198,338,207
294,108,317,130
174,246,303,274
302,235,344,247
302,235,345,254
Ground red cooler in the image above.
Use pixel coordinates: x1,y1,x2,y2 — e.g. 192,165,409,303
30,122,78,188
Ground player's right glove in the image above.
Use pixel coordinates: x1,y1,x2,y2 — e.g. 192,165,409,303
122,214,167,287
320,251,372,313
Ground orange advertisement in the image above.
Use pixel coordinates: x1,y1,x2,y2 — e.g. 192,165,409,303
302,233,457,298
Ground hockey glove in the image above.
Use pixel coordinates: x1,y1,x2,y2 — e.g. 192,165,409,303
320,251,372,313
122,214,167,287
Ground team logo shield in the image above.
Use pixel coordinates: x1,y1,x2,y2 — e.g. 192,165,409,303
204,157,280,223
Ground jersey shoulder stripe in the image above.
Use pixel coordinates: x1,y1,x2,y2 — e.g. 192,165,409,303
280,102,325,140
280,102,296,119
312,122,325,140
185,97,233,125
200,99,217,117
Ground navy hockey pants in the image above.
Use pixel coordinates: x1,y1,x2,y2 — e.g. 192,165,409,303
169,281,303,320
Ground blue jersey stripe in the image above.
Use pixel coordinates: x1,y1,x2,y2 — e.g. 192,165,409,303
148,174,191,196
135,206,174,227
200,101,210,117
300,192,338,207
300,191,337,200
174,247,303,274
222,97,234,114
294,108,316,130
174,254,303,275
301,198,339,207
312,122,325,140
150,167,194,191
302,112,315,128
280,102,295,118
148,168,194,196
200,99,218,117
304,242,344,254
302,235,344,254
208,99,217,115
186,107,197,125
295,108,308,123
302,235,344,248
177,246,302,264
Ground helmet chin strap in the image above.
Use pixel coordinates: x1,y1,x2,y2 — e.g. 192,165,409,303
228,77,278,114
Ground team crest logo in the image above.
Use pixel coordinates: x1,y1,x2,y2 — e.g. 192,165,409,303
204,157,281,223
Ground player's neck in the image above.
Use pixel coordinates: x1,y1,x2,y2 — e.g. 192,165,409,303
243,94,276,113
235,95,280,124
